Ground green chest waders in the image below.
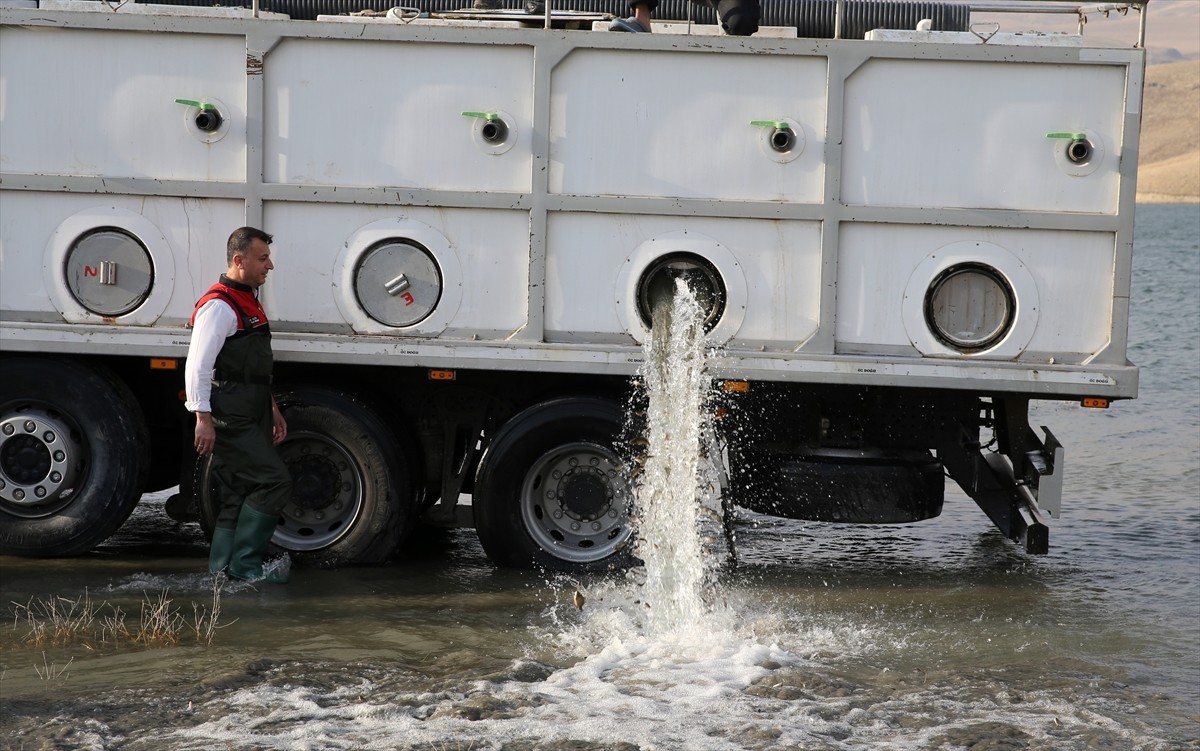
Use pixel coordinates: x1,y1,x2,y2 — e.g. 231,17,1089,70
207,326,292,582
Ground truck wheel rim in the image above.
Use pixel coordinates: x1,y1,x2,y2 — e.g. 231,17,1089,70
274,430,365,551
0,409,84,517
519,441,633,564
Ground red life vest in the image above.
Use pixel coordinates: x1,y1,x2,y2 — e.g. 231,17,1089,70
189,275,270,338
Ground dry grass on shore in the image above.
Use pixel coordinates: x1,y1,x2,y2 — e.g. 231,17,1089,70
6,578,232,655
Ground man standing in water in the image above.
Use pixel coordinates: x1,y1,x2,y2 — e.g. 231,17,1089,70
185,226,291,583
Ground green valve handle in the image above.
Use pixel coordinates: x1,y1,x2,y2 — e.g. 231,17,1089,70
1046,132,1086,140
175,98,224,133
175,98,218,111
463,111,509,145
753,120,798,153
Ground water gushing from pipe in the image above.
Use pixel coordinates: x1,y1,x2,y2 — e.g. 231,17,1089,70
633,277,721,637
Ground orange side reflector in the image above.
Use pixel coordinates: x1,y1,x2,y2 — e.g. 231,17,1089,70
429,369,456,381
150,358,178,370
722,380,750,393
177,389,188,402
1081,397,1109,409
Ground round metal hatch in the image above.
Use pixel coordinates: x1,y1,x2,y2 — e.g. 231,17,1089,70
64,228,154,317
923,262,1015,351
353,239,443,327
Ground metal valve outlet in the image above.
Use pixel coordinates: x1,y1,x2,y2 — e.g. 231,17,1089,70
462,111,511,147
636,253,727,331
193,108,223,133
767,126,797,152
1047,131,1094,165
1065,138,1093,164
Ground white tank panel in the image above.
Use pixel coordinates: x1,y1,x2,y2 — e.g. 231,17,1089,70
264,40,533,193
261,204,529,339
545,214,821,348
836,223,1116,362
0,28,247,182
549,50,826,202
0,191,242,324
841,59,1125,214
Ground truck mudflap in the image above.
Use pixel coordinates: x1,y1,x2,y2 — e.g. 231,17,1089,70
938,398,1065,555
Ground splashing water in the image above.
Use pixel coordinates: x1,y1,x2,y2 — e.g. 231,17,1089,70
632,277,722,636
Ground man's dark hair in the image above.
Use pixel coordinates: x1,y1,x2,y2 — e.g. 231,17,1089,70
227,226,273,265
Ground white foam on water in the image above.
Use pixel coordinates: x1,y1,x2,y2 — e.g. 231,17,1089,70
165,611,879,750
262,553,293,582
103,571,216,593
161,560,1172,750
101,552,291,595
164,648,1172,751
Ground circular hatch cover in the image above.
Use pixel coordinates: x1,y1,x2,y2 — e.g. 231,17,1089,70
64,228,154,317
354,239,443,327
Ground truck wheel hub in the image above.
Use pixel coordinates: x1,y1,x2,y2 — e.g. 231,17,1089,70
288,454,340,511
519,441,633,563
0,412,80,509
559,469,610,521
2,434,50,484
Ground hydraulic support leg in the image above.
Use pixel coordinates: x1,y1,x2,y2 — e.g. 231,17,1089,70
938,399,1064,554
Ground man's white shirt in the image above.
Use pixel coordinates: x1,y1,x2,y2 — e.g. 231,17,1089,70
184,299,240,413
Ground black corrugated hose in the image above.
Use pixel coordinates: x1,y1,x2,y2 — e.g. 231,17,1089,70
140,0,970,37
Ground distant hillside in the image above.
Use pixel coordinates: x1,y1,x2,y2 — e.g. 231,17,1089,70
1137,60,1200,203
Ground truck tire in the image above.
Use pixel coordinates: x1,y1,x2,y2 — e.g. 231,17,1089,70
198,386,415,566
0,357,149,556
474,397,635,571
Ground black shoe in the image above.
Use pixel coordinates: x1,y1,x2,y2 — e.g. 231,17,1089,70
609,16,650,32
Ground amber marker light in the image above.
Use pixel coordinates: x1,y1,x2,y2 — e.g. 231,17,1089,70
149,358,177,370
429,369,456,381
722,380,750,392
1081,397,1109,409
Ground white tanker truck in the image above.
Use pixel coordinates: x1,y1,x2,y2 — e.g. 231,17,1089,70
0,0,1146,570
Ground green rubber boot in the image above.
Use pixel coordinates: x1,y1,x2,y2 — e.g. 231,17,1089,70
227,505,288,584
208,527,236,574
